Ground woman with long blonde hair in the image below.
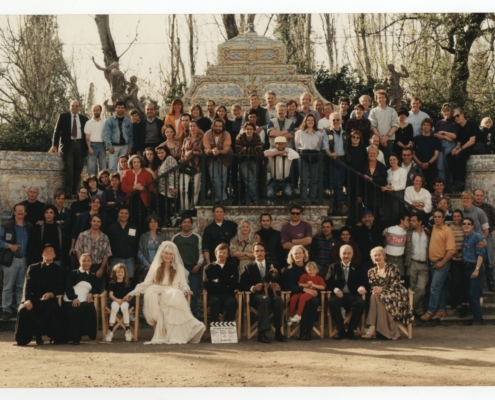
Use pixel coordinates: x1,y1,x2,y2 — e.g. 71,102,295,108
124,241,205,344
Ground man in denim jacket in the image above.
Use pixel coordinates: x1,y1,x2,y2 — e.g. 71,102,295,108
103,100,134,172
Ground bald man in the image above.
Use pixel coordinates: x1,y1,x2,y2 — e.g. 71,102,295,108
325,245,367,340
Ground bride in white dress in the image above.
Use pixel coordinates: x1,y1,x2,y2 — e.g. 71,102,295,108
124,241,205,344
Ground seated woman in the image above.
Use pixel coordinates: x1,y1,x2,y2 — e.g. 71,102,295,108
15,244,65,346
230,219,256,275
63,253,98,345
362,246,413,340
281,245,319,341
404,173,433,214
124,241,205,345
331,226,361,264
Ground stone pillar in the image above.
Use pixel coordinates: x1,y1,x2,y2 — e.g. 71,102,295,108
0,151,65,219
466,155,495,205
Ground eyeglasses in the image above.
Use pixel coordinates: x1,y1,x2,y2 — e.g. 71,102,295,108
291,212,301,215
453,114,461,119
462,222,473,226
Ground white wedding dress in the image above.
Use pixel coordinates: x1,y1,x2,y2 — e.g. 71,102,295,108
129,242,205,345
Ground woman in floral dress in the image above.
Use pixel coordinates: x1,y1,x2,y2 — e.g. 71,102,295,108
362,246,413,340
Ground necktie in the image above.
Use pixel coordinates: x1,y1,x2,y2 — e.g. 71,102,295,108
344,265,349,282
72,115,77,138
259,262,265,279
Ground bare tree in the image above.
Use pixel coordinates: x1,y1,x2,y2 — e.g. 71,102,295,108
0,15,79,127
320,14,338,73
222,14,239,40
94,15,119,65
185,15,198,77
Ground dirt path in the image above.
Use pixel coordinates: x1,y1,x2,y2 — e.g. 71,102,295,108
1,325,494,387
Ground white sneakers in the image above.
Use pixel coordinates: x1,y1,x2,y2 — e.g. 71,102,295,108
105,330,114,342
290,314,301,323
125,330,132,342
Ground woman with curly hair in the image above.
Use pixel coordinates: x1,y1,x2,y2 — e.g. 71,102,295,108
230,219,256,274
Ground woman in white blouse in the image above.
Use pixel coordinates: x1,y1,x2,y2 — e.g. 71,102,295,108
124,241,205,345
404,173,433,214
382,153,407,224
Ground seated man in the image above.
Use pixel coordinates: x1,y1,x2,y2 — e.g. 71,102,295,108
325,244,367,340
203,244,239,323
264,136,299,205
239,242,287,343
15,244,65,346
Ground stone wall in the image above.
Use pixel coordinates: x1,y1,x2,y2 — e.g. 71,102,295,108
466,155,495,205
0,151,65,219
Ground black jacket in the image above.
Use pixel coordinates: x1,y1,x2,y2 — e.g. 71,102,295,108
203,260,238,297
134,118,164,153
324,261,367,294
239,261,267,292
52,112,89,157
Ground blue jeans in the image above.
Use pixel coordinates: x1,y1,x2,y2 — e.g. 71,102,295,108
485,233,495,284
208,159,228,202
108,144,129,172
185,264,200,318
299,158,318,202
267,180,293,202
327,156,347,207
427,260,451,314
87,142,107,175
437,140,456,184
239,160,258,202
2,257,27,312
111,257,136,279
464,263,483,321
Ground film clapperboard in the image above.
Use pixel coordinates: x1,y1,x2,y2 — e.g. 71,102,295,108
210,321,238,343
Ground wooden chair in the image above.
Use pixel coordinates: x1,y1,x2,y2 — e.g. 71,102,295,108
243,291,287,339
398,289,414,339
326,292,366,338
202,290,243,340
283,291,326,339
100,291,141,342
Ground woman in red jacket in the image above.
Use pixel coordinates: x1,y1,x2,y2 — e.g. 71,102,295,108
121,155,154,225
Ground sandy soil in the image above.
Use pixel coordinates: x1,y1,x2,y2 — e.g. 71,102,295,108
1,325,494,388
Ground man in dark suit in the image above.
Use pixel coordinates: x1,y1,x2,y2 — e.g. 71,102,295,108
203,243,239,323
325,244,367,340
49,100,89,197
239,242,287,343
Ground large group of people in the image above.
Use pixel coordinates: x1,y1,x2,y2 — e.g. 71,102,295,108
1,186,494,345
47,91,494,229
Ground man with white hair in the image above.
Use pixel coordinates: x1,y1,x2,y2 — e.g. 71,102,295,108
325,244,367,340
21,187,45,226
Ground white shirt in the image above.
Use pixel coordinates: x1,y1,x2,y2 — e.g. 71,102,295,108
71,113,83,139
318,118,331,130
264,148,299,180
404,186,433,213
387,167,407,191
383,225,407,256
411,230,428,261
84,118,105,142
406,110,430,137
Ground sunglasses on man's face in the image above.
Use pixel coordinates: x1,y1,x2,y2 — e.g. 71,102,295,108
291,212,301,215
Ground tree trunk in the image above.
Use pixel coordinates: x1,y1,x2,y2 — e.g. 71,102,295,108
222,14,239,39
359,14,372,80
94,15,119,65
448,13,486,106
186,14,196,77
321,14,336,73
305,14,312,69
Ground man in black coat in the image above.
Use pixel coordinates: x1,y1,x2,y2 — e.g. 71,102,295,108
203,243,238,323
325,244,367,340
239,242,287,343
49,100,89,197
354,209,383,272
15,244,65,346
134,102,164,154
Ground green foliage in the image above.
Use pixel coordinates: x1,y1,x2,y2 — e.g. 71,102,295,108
164,82,188,106
314,65,376,105
0,115,53,152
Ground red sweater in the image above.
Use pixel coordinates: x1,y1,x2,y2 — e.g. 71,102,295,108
298,273,326,289
121,168,154,206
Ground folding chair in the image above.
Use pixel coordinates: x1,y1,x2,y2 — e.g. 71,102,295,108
243,291,287,339
57,293,100,341
326,292,365,338
202,289,243,339
283,291,326,339
100,291,141,342
398,289,414,339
